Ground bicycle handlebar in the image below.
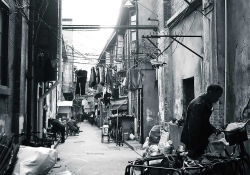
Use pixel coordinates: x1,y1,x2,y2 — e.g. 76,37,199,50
219,119,250,133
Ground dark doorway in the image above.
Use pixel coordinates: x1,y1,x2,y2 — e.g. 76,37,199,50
183,77,194,118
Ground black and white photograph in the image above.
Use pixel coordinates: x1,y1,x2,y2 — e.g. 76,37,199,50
0,0,250,175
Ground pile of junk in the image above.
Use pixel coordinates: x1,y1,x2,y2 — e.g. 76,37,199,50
0,133,58,175
126,120,250,175
140,125,184,167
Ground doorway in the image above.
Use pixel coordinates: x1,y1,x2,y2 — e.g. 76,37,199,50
183,77,194,118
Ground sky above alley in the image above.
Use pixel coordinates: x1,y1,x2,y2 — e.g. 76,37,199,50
62,0,123,79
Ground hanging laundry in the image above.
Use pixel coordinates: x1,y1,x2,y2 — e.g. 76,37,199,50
137,69,144,89
103,92,112,106
96,66,100,84
75,70,87,95
106,68,113,91
128,69,139,90
99,67,104,86
89,67,97,88
89,68,94,87
121,77,126,87
99,67,105,85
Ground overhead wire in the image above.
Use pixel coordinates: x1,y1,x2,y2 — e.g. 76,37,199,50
16,0,162,73
34,0,50,45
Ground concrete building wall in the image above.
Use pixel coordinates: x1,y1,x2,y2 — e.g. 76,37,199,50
142,69,159,141
227,0,250,122
157,0,225,128
157,0,171,123
62,19,74,94
171,10,203,120
134,0,159,142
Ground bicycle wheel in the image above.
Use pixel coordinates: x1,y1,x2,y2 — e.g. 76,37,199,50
239,156,250,175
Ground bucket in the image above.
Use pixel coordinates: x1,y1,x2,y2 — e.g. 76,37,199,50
124,133,129,141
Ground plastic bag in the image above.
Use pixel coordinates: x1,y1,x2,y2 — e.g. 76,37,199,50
129,133,135,140
142,137,149,149
12,146,58,175
149,125,161,144
159,130,169,143
148,145,161,156
159,140,173,155
225,122,245,131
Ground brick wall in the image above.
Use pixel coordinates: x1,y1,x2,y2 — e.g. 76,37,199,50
0,0,29,134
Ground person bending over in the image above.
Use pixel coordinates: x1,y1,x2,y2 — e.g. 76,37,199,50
181,84,223,159
67,116,80,133
50,118,65,143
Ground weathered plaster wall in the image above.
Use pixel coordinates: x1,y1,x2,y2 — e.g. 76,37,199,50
142,69,159,142
171,10,203,120
157,0,174,123
136,0,159,142
227,0,250,122
227,0,250,152
0,114,25,135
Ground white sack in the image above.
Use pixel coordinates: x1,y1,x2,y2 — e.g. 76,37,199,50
12,146,58,175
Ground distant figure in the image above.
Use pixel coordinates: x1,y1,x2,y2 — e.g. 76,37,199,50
181,84,223,159
67,116,80,133
50,118,65,143
89,113,94,125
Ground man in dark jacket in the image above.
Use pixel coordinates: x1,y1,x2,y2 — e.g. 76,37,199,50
67,116,79,133
50,118,65,143
181,84,223,159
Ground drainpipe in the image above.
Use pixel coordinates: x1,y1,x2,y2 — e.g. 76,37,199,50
135,0,139,66
224,0,227,125
27,0,34,135
37,0,62,138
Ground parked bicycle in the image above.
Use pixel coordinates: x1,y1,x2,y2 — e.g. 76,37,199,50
219,119,250,175
125,119,250,175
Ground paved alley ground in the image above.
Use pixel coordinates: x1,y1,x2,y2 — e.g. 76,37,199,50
48,121,143,175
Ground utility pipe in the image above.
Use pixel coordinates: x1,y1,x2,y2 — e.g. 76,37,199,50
37,0,62,138
136,1,139,66
224,0,227,125
62,25,158,30
27,0,34,135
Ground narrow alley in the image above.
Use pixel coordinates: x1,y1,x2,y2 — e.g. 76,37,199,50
48,121,142,175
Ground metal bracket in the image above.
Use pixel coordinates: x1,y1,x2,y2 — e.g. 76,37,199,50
142,35,203,59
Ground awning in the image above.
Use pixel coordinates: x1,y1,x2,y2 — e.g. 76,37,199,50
57,101,73,107
111,98,127,111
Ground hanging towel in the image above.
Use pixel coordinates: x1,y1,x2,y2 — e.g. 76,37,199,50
96,66,100,84
128,69,139,90
89,67,97,88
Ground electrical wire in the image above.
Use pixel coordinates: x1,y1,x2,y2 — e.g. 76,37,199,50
14,0,163,74
34,0,50,45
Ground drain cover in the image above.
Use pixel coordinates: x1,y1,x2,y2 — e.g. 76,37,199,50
87,153,104,155
73,141,85,143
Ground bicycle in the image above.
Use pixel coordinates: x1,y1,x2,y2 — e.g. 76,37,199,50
125,119,250,175
15,132,54,148
219,119,250,175
0,133,19,175
46,125,68,142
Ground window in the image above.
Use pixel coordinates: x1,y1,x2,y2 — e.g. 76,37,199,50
183,77,194,118
130,14,136,42
163,0,171,27
0,3,9,86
